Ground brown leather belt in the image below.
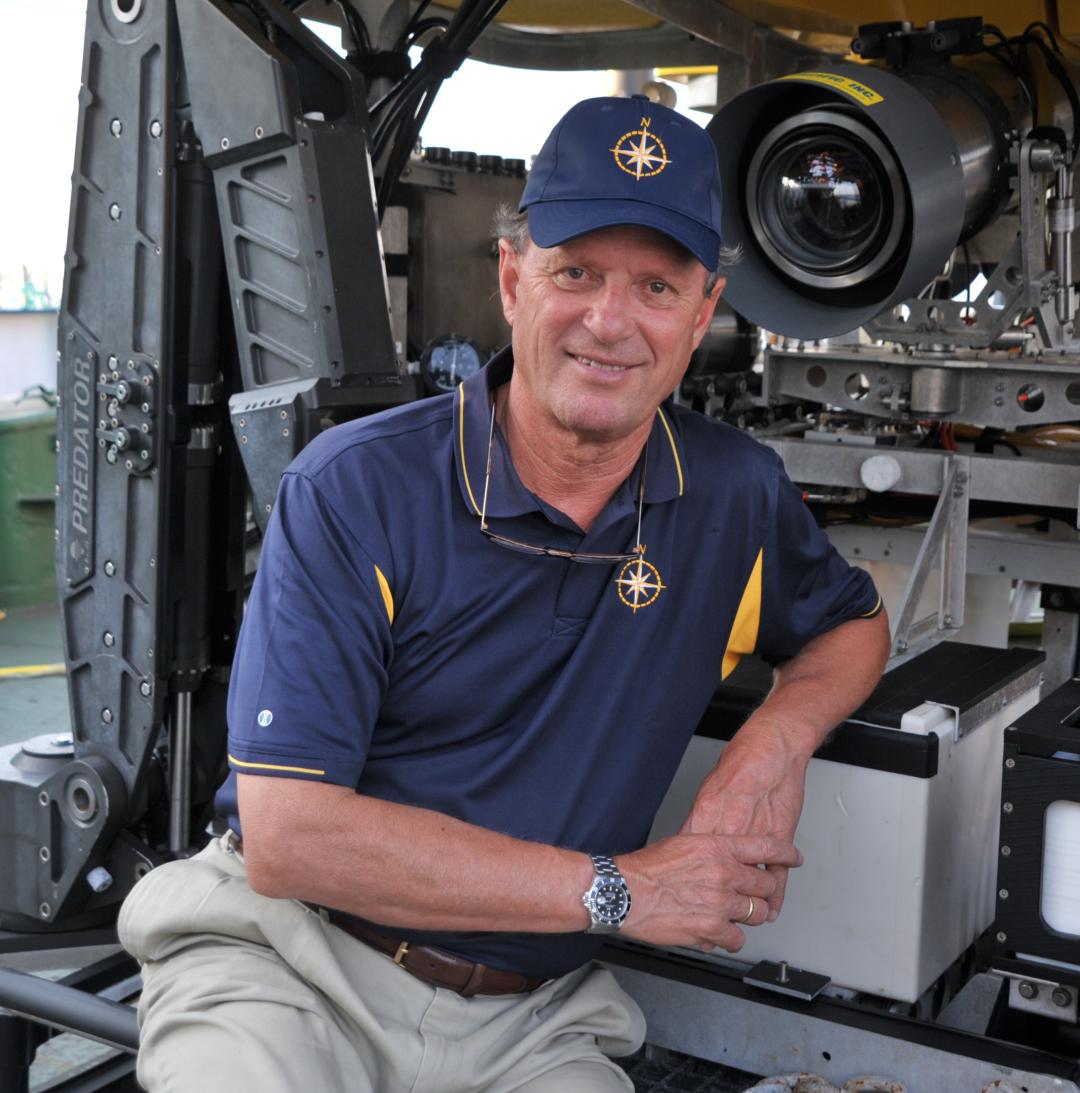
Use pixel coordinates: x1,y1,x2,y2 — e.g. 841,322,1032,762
322,911,545,998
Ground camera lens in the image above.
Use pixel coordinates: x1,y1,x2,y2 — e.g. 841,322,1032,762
746,110,906,290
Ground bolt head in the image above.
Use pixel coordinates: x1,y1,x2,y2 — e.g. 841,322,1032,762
140,680,152,697
102,707,113,724
110,118,122,136
104,560,116,576
1003,802,1014,813
109,203,121,221
149,119,162,138
103,631,115,647
1001,845,1011,856
1005,757,1016,768
996,931,1007,943
999,888,1009,899
1019,980,1039,999
1052,987,1073,1007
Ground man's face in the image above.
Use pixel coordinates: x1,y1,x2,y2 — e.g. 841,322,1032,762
498,224,723,444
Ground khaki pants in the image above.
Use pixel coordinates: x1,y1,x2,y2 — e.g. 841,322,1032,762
118,834,645,1092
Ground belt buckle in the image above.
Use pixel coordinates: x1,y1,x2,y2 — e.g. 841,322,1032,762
393,940,410,965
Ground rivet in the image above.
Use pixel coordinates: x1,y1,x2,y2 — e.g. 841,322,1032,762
110,118,123,136
149,119,162,138
140,680,152,697
39,847,50,863
39,903,51,919
254,125,264,138
102,708,113,724
38,791,49,807
220,137,230,150
109,203,122,221
103,631,115,647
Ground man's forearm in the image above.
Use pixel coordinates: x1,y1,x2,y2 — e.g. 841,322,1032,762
239,774,594,933
736,610,891,759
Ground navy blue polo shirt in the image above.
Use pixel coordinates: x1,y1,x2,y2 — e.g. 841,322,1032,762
214,348,880,979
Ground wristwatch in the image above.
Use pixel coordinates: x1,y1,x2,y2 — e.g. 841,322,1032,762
581,854,632,934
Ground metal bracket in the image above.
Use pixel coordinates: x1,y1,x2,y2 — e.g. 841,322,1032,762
743,959,830,1001
891,456,970,658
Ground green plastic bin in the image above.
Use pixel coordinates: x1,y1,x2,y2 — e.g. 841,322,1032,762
0,391,58,610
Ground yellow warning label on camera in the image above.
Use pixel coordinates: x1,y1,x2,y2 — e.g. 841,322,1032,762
779,71,884,106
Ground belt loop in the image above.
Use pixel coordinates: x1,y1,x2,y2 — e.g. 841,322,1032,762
460,964,485,998
393,940,410,965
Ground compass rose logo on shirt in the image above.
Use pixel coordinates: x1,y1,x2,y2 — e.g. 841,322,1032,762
610,117,672,180
615,553,666,613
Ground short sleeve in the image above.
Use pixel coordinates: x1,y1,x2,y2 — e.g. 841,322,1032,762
225,470,394,786
755,459,882,662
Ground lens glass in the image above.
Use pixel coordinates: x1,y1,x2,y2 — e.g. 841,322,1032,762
757,131,888,275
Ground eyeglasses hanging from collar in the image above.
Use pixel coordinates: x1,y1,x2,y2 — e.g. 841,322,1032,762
478,397,647,565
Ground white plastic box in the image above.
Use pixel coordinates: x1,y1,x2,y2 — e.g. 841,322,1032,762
649,680,1042,1003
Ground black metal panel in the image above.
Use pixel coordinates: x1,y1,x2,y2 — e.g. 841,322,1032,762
176,0,402,393
995,678,1080,969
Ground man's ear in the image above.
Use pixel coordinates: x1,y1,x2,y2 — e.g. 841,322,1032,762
691,276,726,351
498,238,522,326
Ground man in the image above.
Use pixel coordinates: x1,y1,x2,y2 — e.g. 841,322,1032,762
119,95,890,1092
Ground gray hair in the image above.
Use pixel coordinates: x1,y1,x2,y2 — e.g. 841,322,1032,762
492,203,740,297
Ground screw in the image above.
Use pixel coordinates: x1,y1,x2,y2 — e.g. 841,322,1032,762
39,847,50,863
1006,758,1016,768
125,459,133,470
264,503,272,513
141,402,151,413
140,450,149,459
103,631,115,648
999,888,1009,899
1019,980,1039,999
1052,987,1073,1007
110,118,122,136
109,203,121,221
39,903,51,919
1001,845,1011,856
241,435,248,444
896,639,908,653
254,125,264,138
238,418,246,427
282,427,289,437
38,791,49,807
996,931,1007,943
149,119,162,138
1003,802,1014,813
102,708,113,724
220,137,230,150
778,961,789,984
106,447,118,464
280,410,288,419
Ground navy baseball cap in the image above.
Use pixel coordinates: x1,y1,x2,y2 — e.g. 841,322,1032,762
520,95,723,271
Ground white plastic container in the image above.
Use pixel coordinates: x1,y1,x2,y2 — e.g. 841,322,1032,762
649,685,1042,1003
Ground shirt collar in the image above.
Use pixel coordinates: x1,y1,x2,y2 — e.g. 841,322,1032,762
453,346,688,519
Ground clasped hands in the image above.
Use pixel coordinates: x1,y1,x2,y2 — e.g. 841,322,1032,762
617,720,807,954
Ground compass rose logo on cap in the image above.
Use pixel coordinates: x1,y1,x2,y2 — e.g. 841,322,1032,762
610,116,671,180
615,554,666,613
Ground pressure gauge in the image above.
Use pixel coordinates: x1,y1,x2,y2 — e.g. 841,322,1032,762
420,334,484,393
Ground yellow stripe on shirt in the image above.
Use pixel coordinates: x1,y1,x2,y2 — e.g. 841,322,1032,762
229,754,326,776
722,548,763,680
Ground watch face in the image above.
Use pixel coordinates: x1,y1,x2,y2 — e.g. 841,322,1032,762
592,880,630,923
